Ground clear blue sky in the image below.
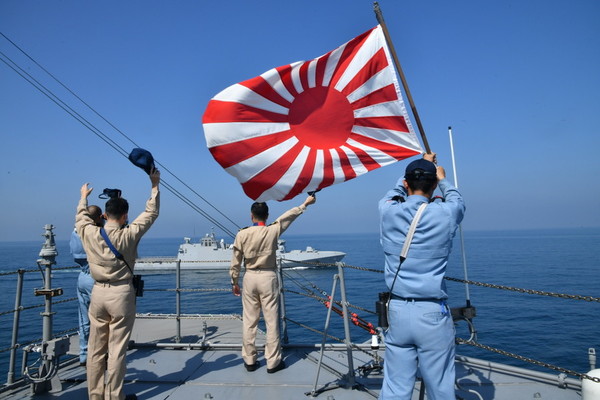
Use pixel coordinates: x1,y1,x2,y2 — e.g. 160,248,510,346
1,1,599,242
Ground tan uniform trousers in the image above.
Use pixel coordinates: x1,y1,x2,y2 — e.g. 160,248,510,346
242,269,281,369
87,280,136,400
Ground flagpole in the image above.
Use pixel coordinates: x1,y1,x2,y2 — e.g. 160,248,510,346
373,2,431,154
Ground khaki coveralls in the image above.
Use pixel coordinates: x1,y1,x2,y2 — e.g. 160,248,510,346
76,188,159,400
230,205,306,369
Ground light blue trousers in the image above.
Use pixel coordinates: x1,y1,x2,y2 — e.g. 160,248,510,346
77,269,94,363
379,299,456,400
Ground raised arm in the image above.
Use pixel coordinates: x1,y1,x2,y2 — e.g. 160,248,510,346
76,183,95,239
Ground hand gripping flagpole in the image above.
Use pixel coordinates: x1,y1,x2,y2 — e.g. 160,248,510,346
374,2,431,154
448,126,472,307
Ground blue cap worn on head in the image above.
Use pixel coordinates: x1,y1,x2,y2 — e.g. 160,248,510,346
128,148,155,175
404,158,436,179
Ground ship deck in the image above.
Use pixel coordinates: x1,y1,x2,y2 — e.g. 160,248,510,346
1,314,584,400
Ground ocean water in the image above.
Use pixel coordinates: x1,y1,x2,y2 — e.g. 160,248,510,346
1,228,599,384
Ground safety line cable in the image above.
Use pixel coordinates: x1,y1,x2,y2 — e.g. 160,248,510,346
456,337,600,384
282,270,378,334
283,269,330,297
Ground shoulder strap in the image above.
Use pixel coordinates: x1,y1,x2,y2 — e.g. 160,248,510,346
400,202,428,261
388,202,428,295
100,228,134,274
100,228,124,260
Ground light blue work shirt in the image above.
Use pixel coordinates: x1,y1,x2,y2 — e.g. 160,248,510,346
69,228,94,363
379,178,465,299
379,177,465,399
70,229,87,260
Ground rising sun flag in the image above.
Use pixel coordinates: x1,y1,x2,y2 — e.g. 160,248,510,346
202,25,423,202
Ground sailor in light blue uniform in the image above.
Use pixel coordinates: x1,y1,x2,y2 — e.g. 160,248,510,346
69,205,103,366
378,153,465,400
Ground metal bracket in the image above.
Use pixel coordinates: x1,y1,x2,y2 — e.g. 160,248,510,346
43,337,71,360
557,372,567,388
34,288,63,297
451,306,477,321
24,336,71,394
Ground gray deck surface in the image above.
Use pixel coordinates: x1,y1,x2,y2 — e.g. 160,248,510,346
1,314,584,399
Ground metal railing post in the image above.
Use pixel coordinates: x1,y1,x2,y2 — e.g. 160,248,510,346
40,226,57,379
7,269,25,384
32,224,60,394
337,264,356,387
277,258,288,344
175,260,181,343
310,273,339,396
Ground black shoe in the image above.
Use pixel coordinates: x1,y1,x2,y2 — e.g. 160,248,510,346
267,360,286,374
124,395,137,400
244,361,259,372
79,361,86,368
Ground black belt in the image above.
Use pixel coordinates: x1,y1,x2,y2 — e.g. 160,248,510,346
95,279,131,287
390,293,442,302
246,268,276,272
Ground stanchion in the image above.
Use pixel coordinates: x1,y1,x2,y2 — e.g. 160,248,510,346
175,260,181,343
7,269,25,384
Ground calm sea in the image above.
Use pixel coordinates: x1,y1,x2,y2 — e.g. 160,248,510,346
1,228,599,383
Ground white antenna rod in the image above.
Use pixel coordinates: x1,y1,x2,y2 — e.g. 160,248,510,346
448,126,471,306
449,127,459,187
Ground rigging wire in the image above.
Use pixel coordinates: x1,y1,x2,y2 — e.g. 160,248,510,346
0,32,239,237
0,31,239,232
0,49,235,237
0,50,129,159
160,180,237,237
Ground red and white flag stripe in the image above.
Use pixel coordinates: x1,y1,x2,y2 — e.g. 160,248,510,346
203,25,422,201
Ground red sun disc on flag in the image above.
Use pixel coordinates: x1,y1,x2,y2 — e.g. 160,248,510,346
203,25,423,202
289,87,354,149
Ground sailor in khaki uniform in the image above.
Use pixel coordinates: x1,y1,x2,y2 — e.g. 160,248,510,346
231,194,316,373
76,168,160,400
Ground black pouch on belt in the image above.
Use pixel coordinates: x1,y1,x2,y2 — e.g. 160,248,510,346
376,292,390,329
132,274,144,297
